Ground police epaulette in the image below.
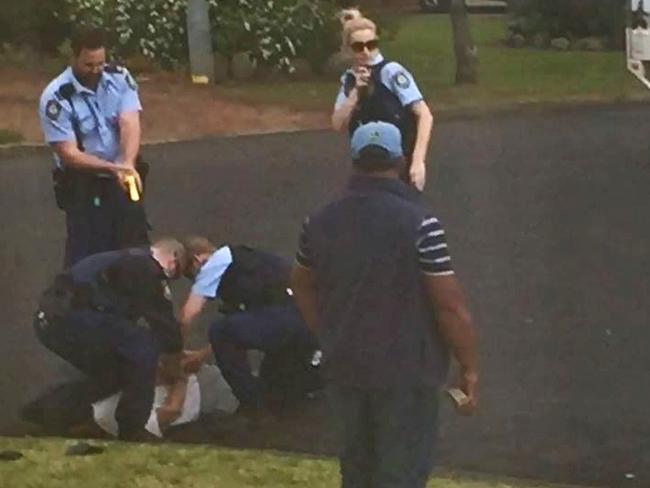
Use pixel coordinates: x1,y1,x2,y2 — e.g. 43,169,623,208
57,83,75,101
104,64,124,74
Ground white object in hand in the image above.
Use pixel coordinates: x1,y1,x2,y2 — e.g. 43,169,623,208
446,387,470,407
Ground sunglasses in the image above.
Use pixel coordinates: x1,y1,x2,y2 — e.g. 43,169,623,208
350,39,379,53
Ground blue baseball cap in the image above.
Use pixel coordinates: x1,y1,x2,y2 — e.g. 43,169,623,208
350,122,404,161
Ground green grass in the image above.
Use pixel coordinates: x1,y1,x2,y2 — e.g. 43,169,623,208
219,14,649,112
0,129,24,144
0,437,580,488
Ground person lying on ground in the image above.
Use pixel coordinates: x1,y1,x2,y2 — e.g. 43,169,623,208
22,351,239,439
92,351,238,438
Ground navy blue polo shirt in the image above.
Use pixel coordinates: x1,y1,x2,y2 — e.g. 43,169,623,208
296,175,452,388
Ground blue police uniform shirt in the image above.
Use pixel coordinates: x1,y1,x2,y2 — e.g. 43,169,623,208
38,66,142,167
191,246,234,299
334,53,424,110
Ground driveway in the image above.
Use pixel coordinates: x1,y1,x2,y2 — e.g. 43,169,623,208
1,106,648,486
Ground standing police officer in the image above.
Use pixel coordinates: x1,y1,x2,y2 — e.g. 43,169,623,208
38,26,149,267
332,14,434,191
33,238,187,441
178,237,320,413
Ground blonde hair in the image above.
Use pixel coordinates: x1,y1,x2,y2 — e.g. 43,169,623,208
340,10,377,50
339,7,362,25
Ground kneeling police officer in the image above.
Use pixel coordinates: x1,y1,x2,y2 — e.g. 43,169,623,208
33,238,187,441
178,237,321,413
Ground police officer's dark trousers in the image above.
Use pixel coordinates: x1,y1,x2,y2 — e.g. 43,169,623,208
64,176,149,267
208,304,317,409
34,308,159,437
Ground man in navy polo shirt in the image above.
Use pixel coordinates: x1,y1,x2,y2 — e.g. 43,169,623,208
291,121,479,488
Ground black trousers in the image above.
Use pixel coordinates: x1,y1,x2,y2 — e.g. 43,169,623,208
64,178,149,268
327,384,440,488
34,308,159,437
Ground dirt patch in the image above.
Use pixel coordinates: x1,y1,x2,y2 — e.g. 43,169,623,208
0,68,329,144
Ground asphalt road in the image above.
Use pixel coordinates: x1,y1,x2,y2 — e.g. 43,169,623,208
1,106,649,486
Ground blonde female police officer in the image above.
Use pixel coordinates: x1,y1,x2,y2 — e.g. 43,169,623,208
39,27,149,267
331,13,434,191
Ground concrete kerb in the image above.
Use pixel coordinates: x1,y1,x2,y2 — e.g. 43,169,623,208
4,99,650,160
0,126,318,160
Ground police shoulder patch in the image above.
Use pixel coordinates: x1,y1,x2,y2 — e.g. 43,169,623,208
45,99,62,121
393,71,411,90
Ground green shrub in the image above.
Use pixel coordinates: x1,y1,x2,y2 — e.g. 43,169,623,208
55,0,339,71
208,0,338,71
58,0,188,69
0,0,68,53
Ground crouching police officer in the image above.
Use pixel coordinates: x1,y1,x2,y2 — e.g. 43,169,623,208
33,238,187,441
332,14,434,191
178,237,321,413
38,26,149,267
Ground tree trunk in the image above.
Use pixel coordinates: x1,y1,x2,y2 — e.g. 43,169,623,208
450,0,479,84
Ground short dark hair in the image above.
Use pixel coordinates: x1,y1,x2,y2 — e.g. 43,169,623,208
181,235,217,279
353,145,404,172
182,236,217,258
71,26,106,57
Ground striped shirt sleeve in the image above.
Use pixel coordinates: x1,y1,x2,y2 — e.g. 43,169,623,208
295,217,312,268
416,216,454,276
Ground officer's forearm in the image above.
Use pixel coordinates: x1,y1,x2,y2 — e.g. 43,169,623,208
54,142,117,175
141,304,183,354
178,294,207,341
176,310,194,341
411,102,434,163
119,111,141,167
179,317,192,341
331,90,359,132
